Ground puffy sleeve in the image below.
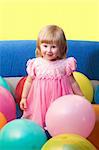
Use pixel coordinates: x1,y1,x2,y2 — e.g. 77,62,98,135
26,59,36,77
66,57,77,76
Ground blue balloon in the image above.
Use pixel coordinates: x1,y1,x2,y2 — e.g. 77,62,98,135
16,104,23,119
0,119,47,150
0,76,11,92
94,85,99,104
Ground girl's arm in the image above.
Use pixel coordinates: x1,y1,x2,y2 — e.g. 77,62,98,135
20,76,33,110
69,74,83,96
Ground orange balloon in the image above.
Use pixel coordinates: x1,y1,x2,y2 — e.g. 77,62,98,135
88,104,99,149
0,112,7,129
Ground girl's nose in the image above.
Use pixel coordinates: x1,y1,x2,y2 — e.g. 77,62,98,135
47,47,51,52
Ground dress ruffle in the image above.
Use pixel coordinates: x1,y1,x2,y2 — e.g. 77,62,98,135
26,58,36,77
26,57,77,78
66,57,77,76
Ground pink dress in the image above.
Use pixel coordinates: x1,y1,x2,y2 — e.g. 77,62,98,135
22,57,77,127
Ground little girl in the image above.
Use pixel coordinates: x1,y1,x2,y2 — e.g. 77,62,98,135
20,25,83,128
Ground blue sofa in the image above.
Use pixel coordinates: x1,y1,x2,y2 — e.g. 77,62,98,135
0,40,99,80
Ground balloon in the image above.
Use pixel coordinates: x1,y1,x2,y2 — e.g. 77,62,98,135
0,112,7,129
15,77,27,104
42,134,96,150
73,71,93,102
0,119,47,150
94,85,99,104
88,104,99,149
16,103,23,119
0,76,11,92
46,95,95,137
0,86,16,122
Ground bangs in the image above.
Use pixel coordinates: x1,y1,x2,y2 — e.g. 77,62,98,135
40,39,59,45
38,29,61,45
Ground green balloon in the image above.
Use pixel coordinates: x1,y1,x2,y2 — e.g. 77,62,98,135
0,119,47,150
0,76,11,92
42,134,96,150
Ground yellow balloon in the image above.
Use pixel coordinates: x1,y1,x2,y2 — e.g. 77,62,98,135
73,71,93,102
42,134,96,150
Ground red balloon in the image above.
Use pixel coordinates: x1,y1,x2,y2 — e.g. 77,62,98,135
88,104,99,149
15,77,27,104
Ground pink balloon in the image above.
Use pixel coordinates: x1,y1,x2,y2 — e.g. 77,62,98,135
0,86,16,122
46,95,96,138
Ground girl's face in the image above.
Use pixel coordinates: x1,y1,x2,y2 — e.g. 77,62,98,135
40,43,60,60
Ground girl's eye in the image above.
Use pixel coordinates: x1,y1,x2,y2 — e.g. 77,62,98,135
43,44,48,48
52,45,56,48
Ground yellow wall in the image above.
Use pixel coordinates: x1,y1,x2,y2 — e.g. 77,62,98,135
0,0,99,41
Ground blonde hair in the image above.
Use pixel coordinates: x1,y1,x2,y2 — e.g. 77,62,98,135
36,25,67,59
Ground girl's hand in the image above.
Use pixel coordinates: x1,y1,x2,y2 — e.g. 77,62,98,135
20,98,27,110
